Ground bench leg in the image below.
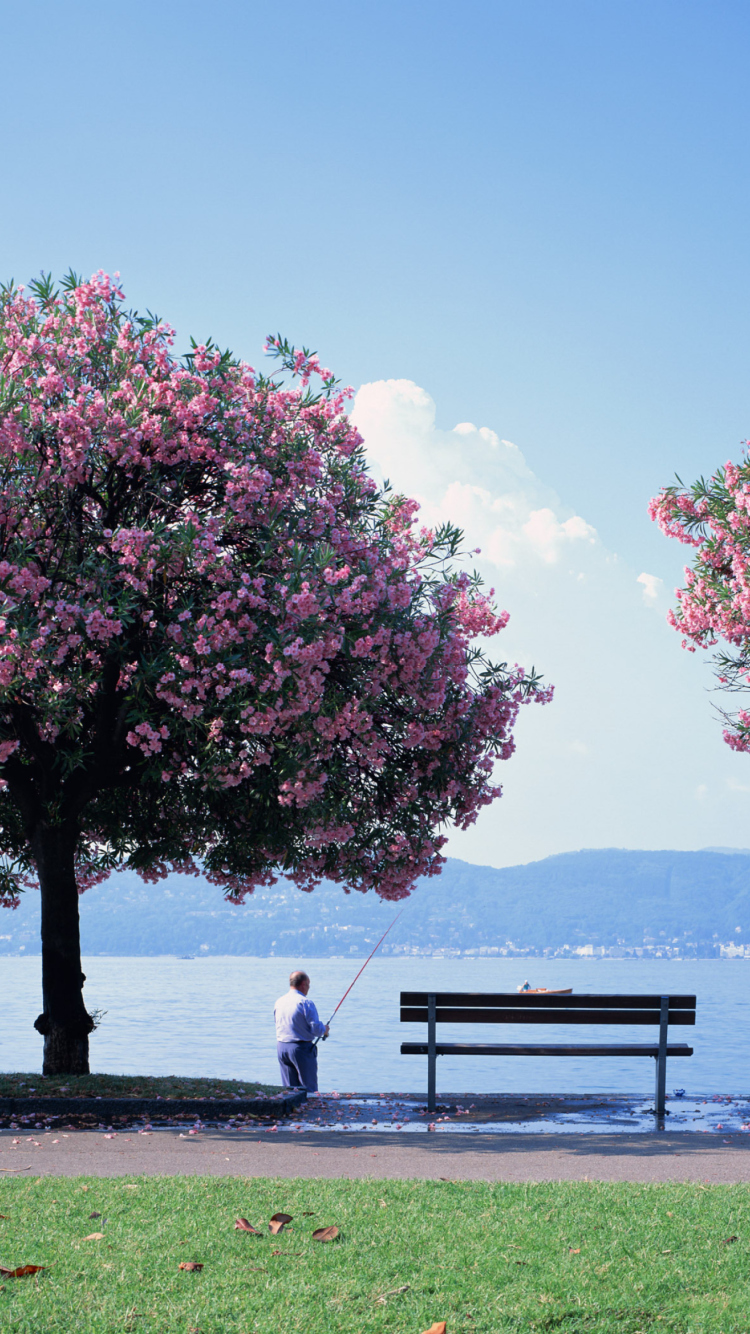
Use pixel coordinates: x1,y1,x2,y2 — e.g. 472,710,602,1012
427,993,436,1114
654,995,668,1118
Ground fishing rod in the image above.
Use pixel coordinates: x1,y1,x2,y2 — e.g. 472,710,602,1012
315,909,403,1044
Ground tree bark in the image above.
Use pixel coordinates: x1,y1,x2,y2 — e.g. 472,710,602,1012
31,823,94,1075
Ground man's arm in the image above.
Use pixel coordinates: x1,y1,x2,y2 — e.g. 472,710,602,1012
302,999,329,1039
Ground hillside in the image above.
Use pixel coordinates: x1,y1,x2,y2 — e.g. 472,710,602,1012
1,848,749,958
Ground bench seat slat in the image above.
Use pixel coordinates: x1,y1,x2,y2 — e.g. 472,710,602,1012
400,992,696,1010
400,1042,694,1057
401,1007,695,1025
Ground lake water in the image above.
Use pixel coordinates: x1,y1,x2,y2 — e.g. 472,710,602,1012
2,956,748,1096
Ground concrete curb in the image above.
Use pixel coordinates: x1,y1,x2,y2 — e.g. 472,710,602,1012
0,1089,307,1120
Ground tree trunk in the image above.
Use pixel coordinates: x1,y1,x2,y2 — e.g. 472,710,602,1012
31,823,94,1075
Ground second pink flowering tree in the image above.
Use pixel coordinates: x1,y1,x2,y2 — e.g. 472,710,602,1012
0,273,551,1074
651,448,750,751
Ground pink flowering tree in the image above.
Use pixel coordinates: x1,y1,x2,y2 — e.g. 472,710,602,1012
0,272,551,1074
651,449,750,750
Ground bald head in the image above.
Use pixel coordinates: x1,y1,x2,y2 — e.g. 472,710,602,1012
289,970,310,993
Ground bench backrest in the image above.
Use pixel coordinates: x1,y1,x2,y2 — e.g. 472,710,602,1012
400,993,696,1025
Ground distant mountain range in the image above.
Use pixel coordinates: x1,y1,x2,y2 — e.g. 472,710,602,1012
2,848,750,958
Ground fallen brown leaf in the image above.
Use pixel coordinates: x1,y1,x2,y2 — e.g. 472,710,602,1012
312,1226,339,1243
422,1324,447,1334
88,1212,102,1219
301,1211,315,1216
723,1235,738,1244
568,1247,581,1254
269,1212,293,1235
178,1261,203,1272
83,1232,104,1241
271,1250,302,1256
0,1265,45,1279
234,1218,262,1233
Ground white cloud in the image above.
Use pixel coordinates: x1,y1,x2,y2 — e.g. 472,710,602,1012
637,572,664,603
521,508,596,565
352,380,596,572
350,377,748,868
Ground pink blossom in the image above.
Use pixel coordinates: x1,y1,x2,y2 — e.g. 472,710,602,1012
652,446,750,751
0,273,550,915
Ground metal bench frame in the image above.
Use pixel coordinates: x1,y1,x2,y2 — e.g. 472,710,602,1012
400,991,696,1115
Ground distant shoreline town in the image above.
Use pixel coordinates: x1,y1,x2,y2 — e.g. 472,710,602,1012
385,941,749,960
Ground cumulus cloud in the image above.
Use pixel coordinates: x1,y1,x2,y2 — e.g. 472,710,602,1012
522,508,596,565
637,572,664,603
352,380,596,572
350,376,750,868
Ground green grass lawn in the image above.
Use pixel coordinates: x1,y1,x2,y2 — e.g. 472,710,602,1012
1,1178,749,1333
0,1074,280,1100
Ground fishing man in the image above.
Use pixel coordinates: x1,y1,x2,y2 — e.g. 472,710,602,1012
274,970,329,1092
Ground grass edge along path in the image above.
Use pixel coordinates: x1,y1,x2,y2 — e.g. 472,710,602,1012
1,1177,750,1333
0,1074,282,1100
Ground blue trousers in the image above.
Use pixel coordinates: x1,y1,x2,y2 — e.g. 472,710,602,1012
277,1040,318,1092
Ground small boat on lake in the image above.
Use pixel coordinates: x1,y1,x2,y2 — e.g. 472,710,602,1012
516,982,573,995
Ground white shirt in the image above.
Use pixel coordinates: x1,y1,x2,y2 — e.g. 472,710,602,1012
274,988,327,1043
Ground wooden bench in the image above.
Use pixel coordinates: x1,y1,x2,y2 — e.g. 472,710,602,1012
400,992,696,1115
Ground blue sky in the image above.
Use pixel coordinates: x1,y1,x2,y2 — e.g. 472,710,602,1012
3,1,750,864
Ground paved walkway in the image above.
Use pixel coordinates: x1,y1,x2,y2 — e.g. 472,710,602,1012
3,1128,750,1182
